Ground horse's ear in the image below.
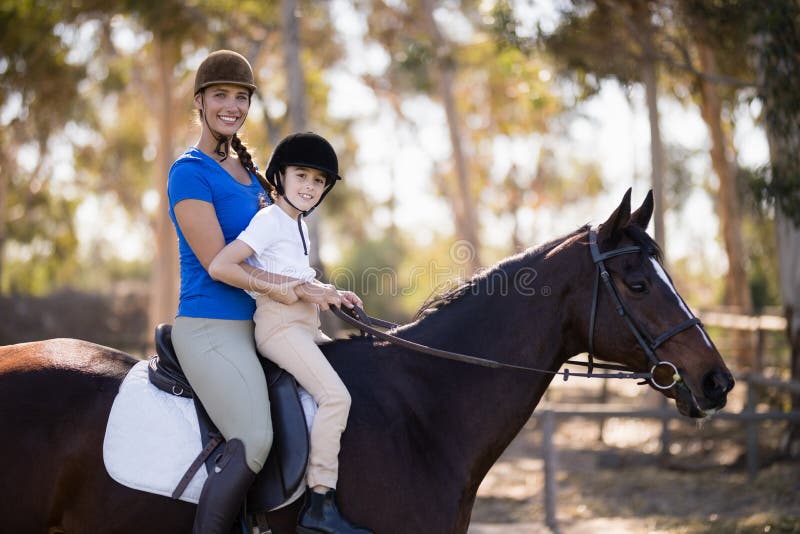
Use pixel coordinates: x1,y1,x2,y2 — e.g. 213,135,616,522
598,188,632,245
630,190,654,231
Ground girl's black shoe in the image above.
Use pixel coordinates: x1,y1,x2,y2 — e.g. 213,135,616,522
297,489,372,534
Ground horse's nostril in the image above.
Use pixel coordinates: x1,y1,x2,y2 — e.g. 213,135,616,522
702,370,734,400
723,373,735,393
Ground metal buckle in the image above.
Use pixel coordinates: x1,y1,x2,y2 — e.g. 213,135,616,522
650,360,681,390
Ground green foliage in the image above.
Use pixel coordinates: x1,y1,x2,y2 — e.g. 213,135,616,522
486,0,533,54
749,0,800,223
0,0,92,294
0,0,89,136
3,188,79,295
736,168,781,310
334,234,411,323
541,1,645,93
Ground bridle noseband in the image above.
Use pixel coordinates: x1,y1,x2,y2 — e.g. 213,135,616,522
586,228,700,390
331,228,704,390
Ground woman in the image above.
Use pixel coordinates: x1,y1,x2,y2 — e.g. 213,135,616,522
167,50,341,534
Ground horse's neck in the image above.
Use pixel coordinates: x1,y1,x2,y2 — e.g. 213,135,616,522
390,242,590,486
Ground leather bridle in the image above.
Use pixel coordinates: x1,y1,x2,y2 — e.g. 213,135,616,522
331,228,703,390
586,228,701,390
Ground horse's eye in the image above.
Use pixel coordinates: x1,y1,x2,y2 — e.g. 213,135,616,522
628,282,648,294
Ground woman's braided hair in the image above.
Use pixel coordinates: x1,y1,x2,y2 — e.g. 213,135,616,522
231,133,275,199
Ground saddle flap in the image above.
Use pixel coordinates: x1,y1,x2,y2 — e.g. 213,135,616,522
247,358,310,511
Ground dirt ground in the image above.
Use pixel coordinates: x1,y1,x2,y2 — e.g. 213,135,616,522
467,378,800,534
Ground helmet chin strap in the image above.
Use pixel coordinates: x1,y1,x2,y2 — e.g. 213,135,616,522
277,174,334,256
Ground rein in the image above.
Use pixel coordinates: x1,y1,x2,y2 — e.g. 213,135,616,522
330,306,651,382
330,227,702,389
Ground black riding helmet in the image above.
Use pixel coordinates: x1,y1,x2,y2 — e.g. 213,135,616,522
265,132,342,216
265,132,343,256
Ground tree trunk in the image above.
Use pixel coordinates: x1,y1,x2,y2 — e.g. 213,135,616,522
696,41,753,364
0,151,7,296
642,58,667,257
148,35,180,333
775,202,800,457
282,0,322,273
421,0,481,275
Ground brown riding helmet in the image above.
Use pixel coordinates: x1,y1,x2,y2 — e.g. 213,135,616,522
194,50,256,95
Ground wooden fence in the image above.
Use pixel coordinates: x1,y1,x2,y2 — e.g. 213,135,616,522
537,373,800,531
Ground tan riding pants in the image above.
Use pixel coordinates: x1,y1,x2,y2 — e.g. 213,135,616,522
171,316,273,473
253,297,351,489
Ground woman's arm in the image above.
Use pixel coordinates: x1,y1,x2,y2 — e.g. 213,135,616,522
173,199,227,270
174,199,300,303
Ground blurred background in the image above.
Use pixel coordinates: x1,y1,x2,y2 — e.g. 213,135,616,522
1,0,799,531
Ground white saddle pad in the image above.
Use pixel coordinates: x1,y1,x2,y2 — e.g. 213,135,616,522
103,360,316,505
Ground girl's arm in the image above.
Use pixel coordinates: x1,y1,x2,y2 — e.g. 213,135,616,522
174,200,300,304
209,240,301,304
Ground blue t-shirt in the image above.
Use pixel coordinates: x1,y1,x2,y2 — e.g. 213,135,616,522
167,147,265,320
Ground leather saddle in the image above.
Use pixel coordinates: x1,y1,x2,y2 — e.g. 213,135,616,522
148,323,310,512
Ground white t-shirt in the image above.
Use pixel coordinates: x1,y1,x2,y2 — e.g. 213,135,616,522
237,205,317,298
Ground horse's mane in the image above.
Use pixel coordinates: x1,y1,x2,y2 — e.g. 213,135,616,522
412,222,663,321
413,225,591,320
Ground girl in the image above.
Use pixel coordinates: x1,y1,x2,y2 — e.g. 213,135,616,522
209,132,372,534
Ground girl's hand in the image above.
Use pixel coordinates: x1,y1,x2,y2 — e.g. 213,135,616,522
295,281,342,311
338,290,363,309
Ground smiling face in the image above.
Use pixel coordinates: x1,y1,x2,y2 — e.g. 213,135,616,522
275,165,329,216
194,83,251,138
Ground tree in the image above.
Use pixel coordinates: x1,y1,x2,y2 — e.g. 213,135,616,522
542,0,670,252
361,0,484,274
0,0,92,294
420,0,481,274
543,0,764,331
749,0,800,455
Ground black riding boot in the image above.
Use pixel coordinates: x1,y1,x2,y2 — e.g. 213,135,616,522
193,439,256,534
298,488,373,534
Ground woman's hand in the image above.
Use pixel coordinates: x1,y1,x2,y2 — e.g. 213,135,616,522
294,280,342,311
259,278,302,305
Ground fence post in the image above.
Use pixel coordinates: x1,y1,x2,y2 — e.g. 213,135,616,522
659,396,671,464
542,410,559,533
745,376,759,480
755,328,765,374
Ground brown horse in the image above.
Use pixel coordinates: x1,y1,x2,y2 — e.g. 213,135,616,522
0,191,733,534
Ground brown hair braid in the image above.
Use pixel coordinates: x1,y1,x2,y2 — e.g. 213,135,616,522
231,134,274,197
